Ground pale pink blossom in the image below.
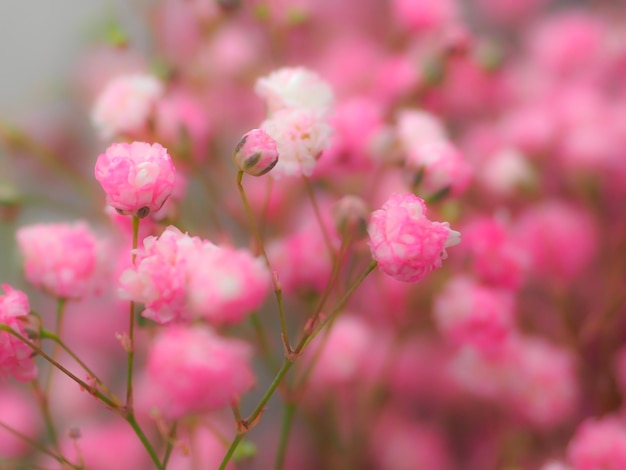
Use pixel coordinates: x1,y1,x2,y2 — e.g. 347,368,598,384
167,425,236,470
261,108,332,178
391,0,459,31
154,90,211,161
16,222,100,299
303,315,373,389
567,417,626,470
407,141,473,196
91,74,163,139
119,226,206,324
95,141,176,218
368,193,460,283
478,147,534,197
371,412,453,470
396,110,447,152
233,128,279,176
514,201,597,282
187,244,271,324
0,285,37,382
0,387,39,457
146,326,255,418
56,420,148,470
461,216,529,289
433,276,515,354
254,67,334,117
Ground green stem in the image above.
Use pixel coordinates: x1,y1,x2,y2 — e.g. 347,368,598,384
41,330,116,400
0,326,119,409
275,401,296,470
126,215,139,408
30,380,60,452
250,312,278,371
45,298,67,394
302,176,336,262
126,414,164,470
237,171,291,352
162,422,178,468
0,420,79,469
218,434,245,470
296,261,377,354
217,261,377,470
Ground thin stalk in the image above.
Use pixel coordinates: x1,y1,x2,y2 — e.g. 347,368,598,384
126,215,139,408
0,326,118,409
162,422,178,468
0,421,79,469
30,381,60,452
250,312,278,371
275,401,296,470
237,171,291,352
302,176,336,262
45,298,67,394
41,330,115,399
217,261,377,470
296,261,377,354
126,414,164,470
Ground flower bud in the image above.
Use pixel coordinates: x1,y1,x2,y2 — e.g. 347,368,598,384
233,129,279,176
332,195,369,241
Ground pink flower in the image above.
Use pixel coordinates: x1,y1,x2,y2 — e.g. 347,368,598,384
433,276,515,355
91,74,163,140
119,226,206,324
95,141,176,218
407,141,473,196
254,66,334,117
0,387,39,457
567,417,626,470
261,108,332,178
391,0,459,32
513,201,597,282
16,222,100,299
368,193,460,283
232,128,279,176
460,216,529,289
303,315,373,389
0,285,37,382
186,244,271,325
146,326,255,418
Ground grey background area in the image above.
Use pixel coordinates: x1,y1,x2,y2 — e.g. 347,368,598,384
0,0,151,116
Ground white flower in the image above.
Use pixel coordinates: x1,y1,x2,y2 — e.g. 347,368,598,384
261,108,332,178
91,74,164,140
255,67,334,117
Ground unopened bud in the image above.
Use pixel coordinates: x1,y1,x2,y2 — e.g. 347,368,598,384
0,184,21,222
333,195,369,241
233,129,279,177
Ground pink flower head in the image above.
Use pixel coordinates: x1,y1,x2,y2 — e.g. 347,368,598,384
513,201,597,282
187,244,271,324
392,0,459,32
368,193,460,282
254,66,334,117
0,387,39,457
303,315,373,389
95,141,176,218
146,326,255,418
233,128,279,176
119,226,205,324
0,285,37,382
16,222,99,299
407,140,473,196
567,417,626,470
261,108,332,178
91,74,164,140
433,276,515,355
461,216,529,289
